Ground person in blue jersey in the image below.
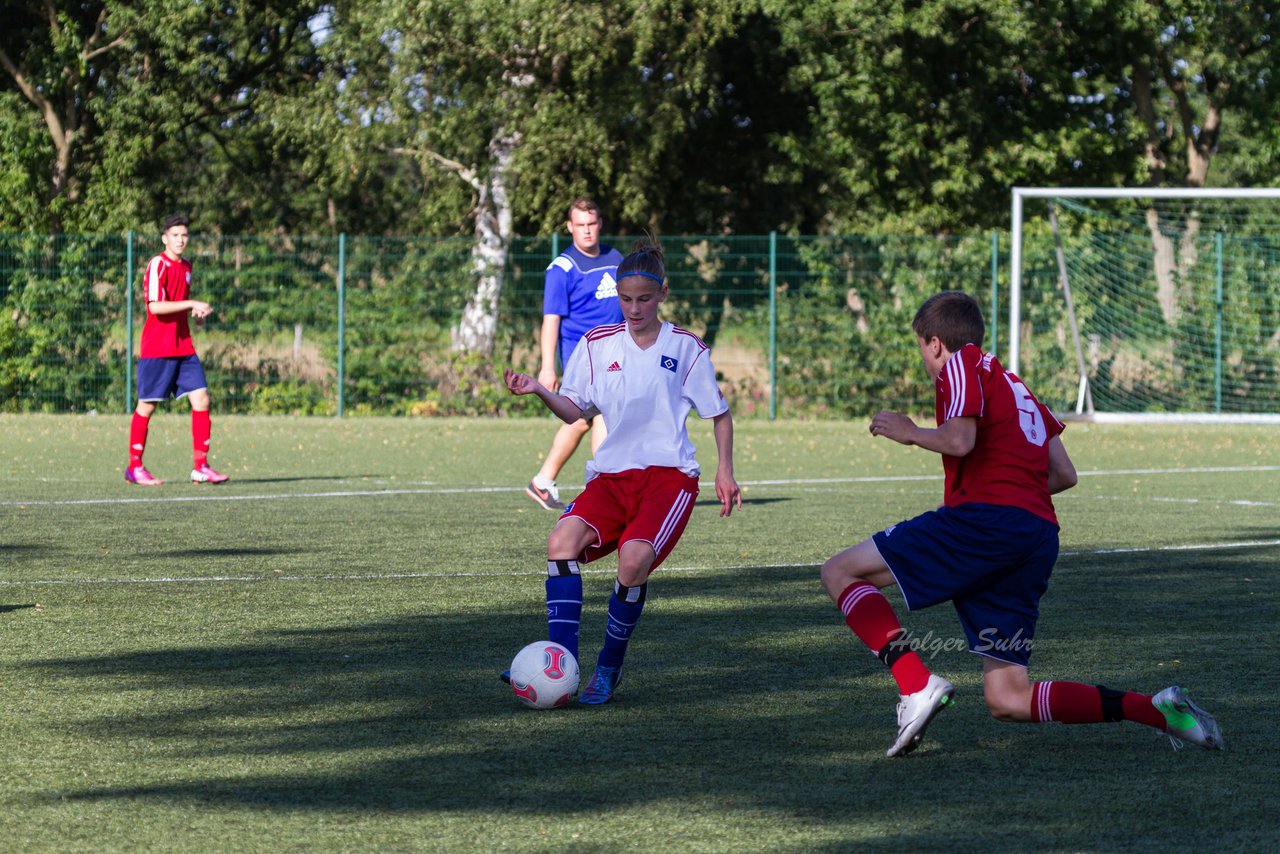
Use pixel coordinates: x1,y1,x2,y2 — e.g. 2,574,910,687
525,198,625,510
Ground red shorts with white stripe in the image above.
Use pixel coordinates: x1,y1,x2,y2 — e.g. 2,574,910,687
562,467,699,573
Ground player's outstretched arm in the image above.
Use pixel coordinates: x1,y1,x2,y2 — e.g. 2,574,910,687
502,368,584,424
870,410,976,457
538,314,562,392
711,410,741,517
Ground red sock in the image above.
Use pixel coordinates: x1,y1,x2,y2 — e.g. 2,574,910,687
1030,681,1166,730
129,413,150,467
192,409,211,467
1122,691,1168,730
838,581,931,695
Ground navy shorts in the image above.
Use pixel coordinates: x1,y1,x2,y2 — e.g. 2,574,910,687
872,503,1059,666
137,355,208,402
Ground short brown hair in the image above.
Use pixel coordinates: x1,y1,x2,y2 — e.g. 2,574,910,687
567,197,601,221
912,291,984,351
162,214,190,231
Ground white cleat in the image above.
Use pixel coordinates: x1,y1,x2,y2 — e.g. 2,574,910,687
1152,686,1223,751
887,674,955,758
190,464,229,484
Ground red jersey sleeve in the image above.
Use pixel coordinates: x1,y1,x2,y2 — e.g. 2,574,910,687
145,256,166,303
936,344,985,424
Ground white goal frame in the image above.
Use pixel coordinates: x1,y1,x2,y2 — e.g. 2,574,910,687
1009,187,1280,423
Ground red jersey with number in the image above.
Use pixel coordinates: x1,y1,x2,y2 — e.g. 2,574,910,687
139,252,196,358
935,344,1065,526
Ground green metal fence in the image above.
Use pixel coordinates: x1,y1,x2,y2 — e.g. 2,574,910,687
15,227,1275,418
3,232,1023,418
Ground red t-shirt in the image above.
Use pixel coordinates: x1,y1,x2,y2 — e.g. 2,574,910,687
139,253,195,358
935,344,1065,526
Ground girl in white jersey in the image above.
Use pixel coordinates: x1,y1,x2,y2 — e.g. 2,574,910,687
503,240,742,704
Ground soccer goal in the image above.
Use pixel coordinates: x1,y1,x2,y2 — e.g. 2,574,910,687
1010,187,1280,422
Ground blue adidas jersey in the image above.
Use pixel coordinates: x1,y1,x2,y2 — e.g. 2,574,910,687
543,243,624,367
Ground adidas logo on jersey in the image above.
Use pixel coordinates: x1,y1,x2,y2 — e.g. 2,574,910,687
607,361,622,372
596,272,618,300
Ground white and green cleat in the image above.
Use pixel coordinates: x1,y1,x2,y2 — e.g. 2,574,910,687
887,674,955,758
1153,686,1223,751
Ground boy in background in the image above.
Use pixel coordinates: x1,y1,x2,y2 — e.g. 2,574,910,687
126,215,229,486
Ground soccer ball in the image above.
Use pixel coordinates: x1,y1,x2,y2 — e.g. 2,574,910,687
509,641,579,709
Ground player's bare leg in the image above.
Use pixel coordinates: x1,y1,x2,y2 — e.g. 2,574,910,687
820,538,897,598
982,659,1035,722
527,418,592,510
546,514,596,561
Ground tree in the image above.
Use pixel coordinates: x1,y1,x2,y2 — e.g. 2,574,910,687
759,0,1143,234
0,1,130,230
1055,0,1280,322
0,0,329,233
328,0,758,354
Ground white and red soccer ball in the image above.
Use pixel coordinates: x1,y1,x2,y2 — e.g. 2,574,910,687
510,641,579,709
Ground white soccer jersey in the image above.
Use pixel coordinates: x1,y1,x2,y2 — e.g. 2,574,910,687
560,321,728,481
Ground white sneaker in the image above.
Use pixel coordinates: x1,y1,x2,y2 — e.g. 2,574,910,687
1152,686,1223,751
887,674,954,757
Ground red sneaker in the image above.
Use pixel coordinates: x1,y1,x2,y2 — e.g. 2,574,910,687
190,464,229,484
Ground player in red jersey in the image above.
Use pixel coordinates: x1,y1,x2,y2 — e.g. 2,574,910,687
125,215,229,486
821,291,1221,756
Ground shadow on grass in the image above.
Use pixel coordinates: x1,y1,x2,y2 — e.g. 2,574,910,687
152,546,300,559
0,544,53,556
695,496,791,508
232,475,388,484
1,603,38,613
19,551,1273,848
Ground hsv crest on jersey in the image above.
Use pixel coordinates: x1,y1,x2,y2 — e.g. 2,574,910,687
660,355,678,373
607,361,622,372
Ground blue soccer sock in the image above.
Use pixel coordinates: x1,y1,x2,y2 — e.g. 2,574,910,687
545,559,583,662
596,580,647,671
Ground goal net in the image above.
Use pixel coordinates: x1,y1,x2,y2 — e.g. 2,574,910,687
1010,188,1280,422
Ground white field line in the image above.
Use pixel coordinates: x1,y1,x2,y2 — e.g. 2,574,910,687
1065,494,1280,508
2,538,1277,588
3,464,1278,508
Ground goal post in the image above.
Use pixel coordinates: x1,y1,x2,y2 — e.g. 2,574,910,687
1010,187,1280,422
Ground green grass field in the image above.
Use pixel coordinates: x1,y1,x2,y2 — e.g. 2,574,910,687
1,414,1276,852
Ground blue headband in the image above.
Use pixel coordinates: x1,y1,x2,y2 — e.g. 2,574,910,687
619,270,665,284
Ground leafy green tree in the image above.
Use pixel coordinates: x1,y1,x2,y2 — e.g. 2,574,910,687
0,0,329,233
1047,0,1280,322
317,0,777,354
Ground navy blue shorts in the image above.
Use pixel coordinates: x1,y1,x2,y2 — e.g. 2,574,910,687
137,355,208,402
872,503,1059,666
